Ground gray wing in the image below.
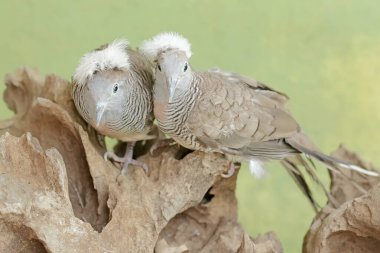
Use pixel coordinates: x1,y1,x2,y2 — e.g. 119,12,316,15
187,70,300,160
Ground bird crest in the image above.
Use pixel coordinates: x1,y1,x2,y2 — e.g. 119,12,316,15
139,32,192,62
73,39,130,85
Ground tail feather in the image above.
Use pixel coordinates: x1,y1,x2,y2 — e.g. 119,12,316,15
281,159,319,212
276,134,377,210
287,138,379,177
295,155,340,208
282,154,340,211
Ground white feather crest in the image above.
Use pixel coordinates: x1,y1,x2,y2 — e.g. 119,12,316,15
73,39,130,85
139,32,192,61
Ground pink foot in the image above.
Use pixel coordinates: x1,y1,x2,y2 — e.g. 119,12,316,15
221,162,237,178
104,142,148,174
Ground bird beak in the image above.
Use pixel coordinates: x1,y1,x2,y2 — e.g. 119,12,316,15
96,102,107,127
168,77,178,103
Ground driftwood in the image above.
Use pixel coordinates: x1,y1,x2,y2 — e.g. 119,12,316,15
1,67,380,253
303,146,380,253
0,68,282,253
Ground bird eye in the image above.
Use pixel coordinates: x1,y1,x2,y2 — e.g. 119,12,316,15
113,83,119,93
157,64,161,71
184,63,188,72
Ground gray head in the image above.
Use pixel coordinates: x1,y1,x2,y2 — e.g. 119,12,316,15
155,49,193,102
139,32,193,102
72,40,132,134
84,70,129,131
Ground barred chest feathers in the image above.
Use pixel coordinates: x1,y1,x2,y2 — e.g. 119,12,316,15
154,84,205,151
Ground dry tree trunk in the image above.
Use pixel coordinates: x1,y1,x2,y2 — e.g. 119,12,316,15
303,147,380,253
0,68,282,253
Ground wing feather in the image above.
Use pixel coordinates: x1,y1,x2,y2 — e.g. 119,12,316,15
187,70,300,159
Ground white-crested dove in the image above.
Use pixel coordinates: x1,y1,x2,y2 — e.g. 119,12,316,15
139,32,378,205
72,39,155,173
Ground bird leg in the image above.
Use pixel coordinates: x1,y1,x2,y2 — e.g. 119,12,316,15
121,142,148,174
221,161,237,178
149,138,176,155
104,142,148,174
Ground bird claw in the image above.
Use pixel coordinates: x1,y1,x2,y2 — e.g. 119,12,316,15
104,149,148,174
103,142,149,174
121,159,149,174
221,162,236,178
103,151,125,163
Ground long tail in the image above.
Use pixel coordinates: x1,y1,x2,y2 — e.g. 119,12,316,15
286,135,378,177
281,158,319,212
280,134,378,211
282,154,341,211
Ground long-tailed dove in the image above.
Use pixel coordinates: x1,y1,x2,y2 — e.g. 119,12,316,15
139,32,378,205
72,39,155,172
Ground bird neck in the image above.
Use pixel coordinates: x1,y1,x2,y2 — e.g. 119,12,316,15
154,74,194,112
154,74,199,130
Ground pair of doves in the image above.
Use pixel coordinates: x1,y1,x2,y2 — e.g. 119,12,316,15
72,32,377,208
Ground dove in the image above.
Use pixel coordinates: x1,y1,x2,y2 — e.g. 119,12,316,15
139,32,378,184
72,39,155,173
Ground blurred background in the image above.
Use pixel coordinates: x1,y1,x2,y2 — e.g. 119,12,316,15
1,1,380,252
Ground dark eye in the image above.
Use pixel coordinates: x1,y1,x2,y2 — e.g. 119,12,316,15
113,83,119,93
157,64,161,71
184,63,188,72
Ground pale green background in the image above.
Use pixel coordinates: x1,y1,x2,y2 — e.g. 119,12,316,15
1,1,380,252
